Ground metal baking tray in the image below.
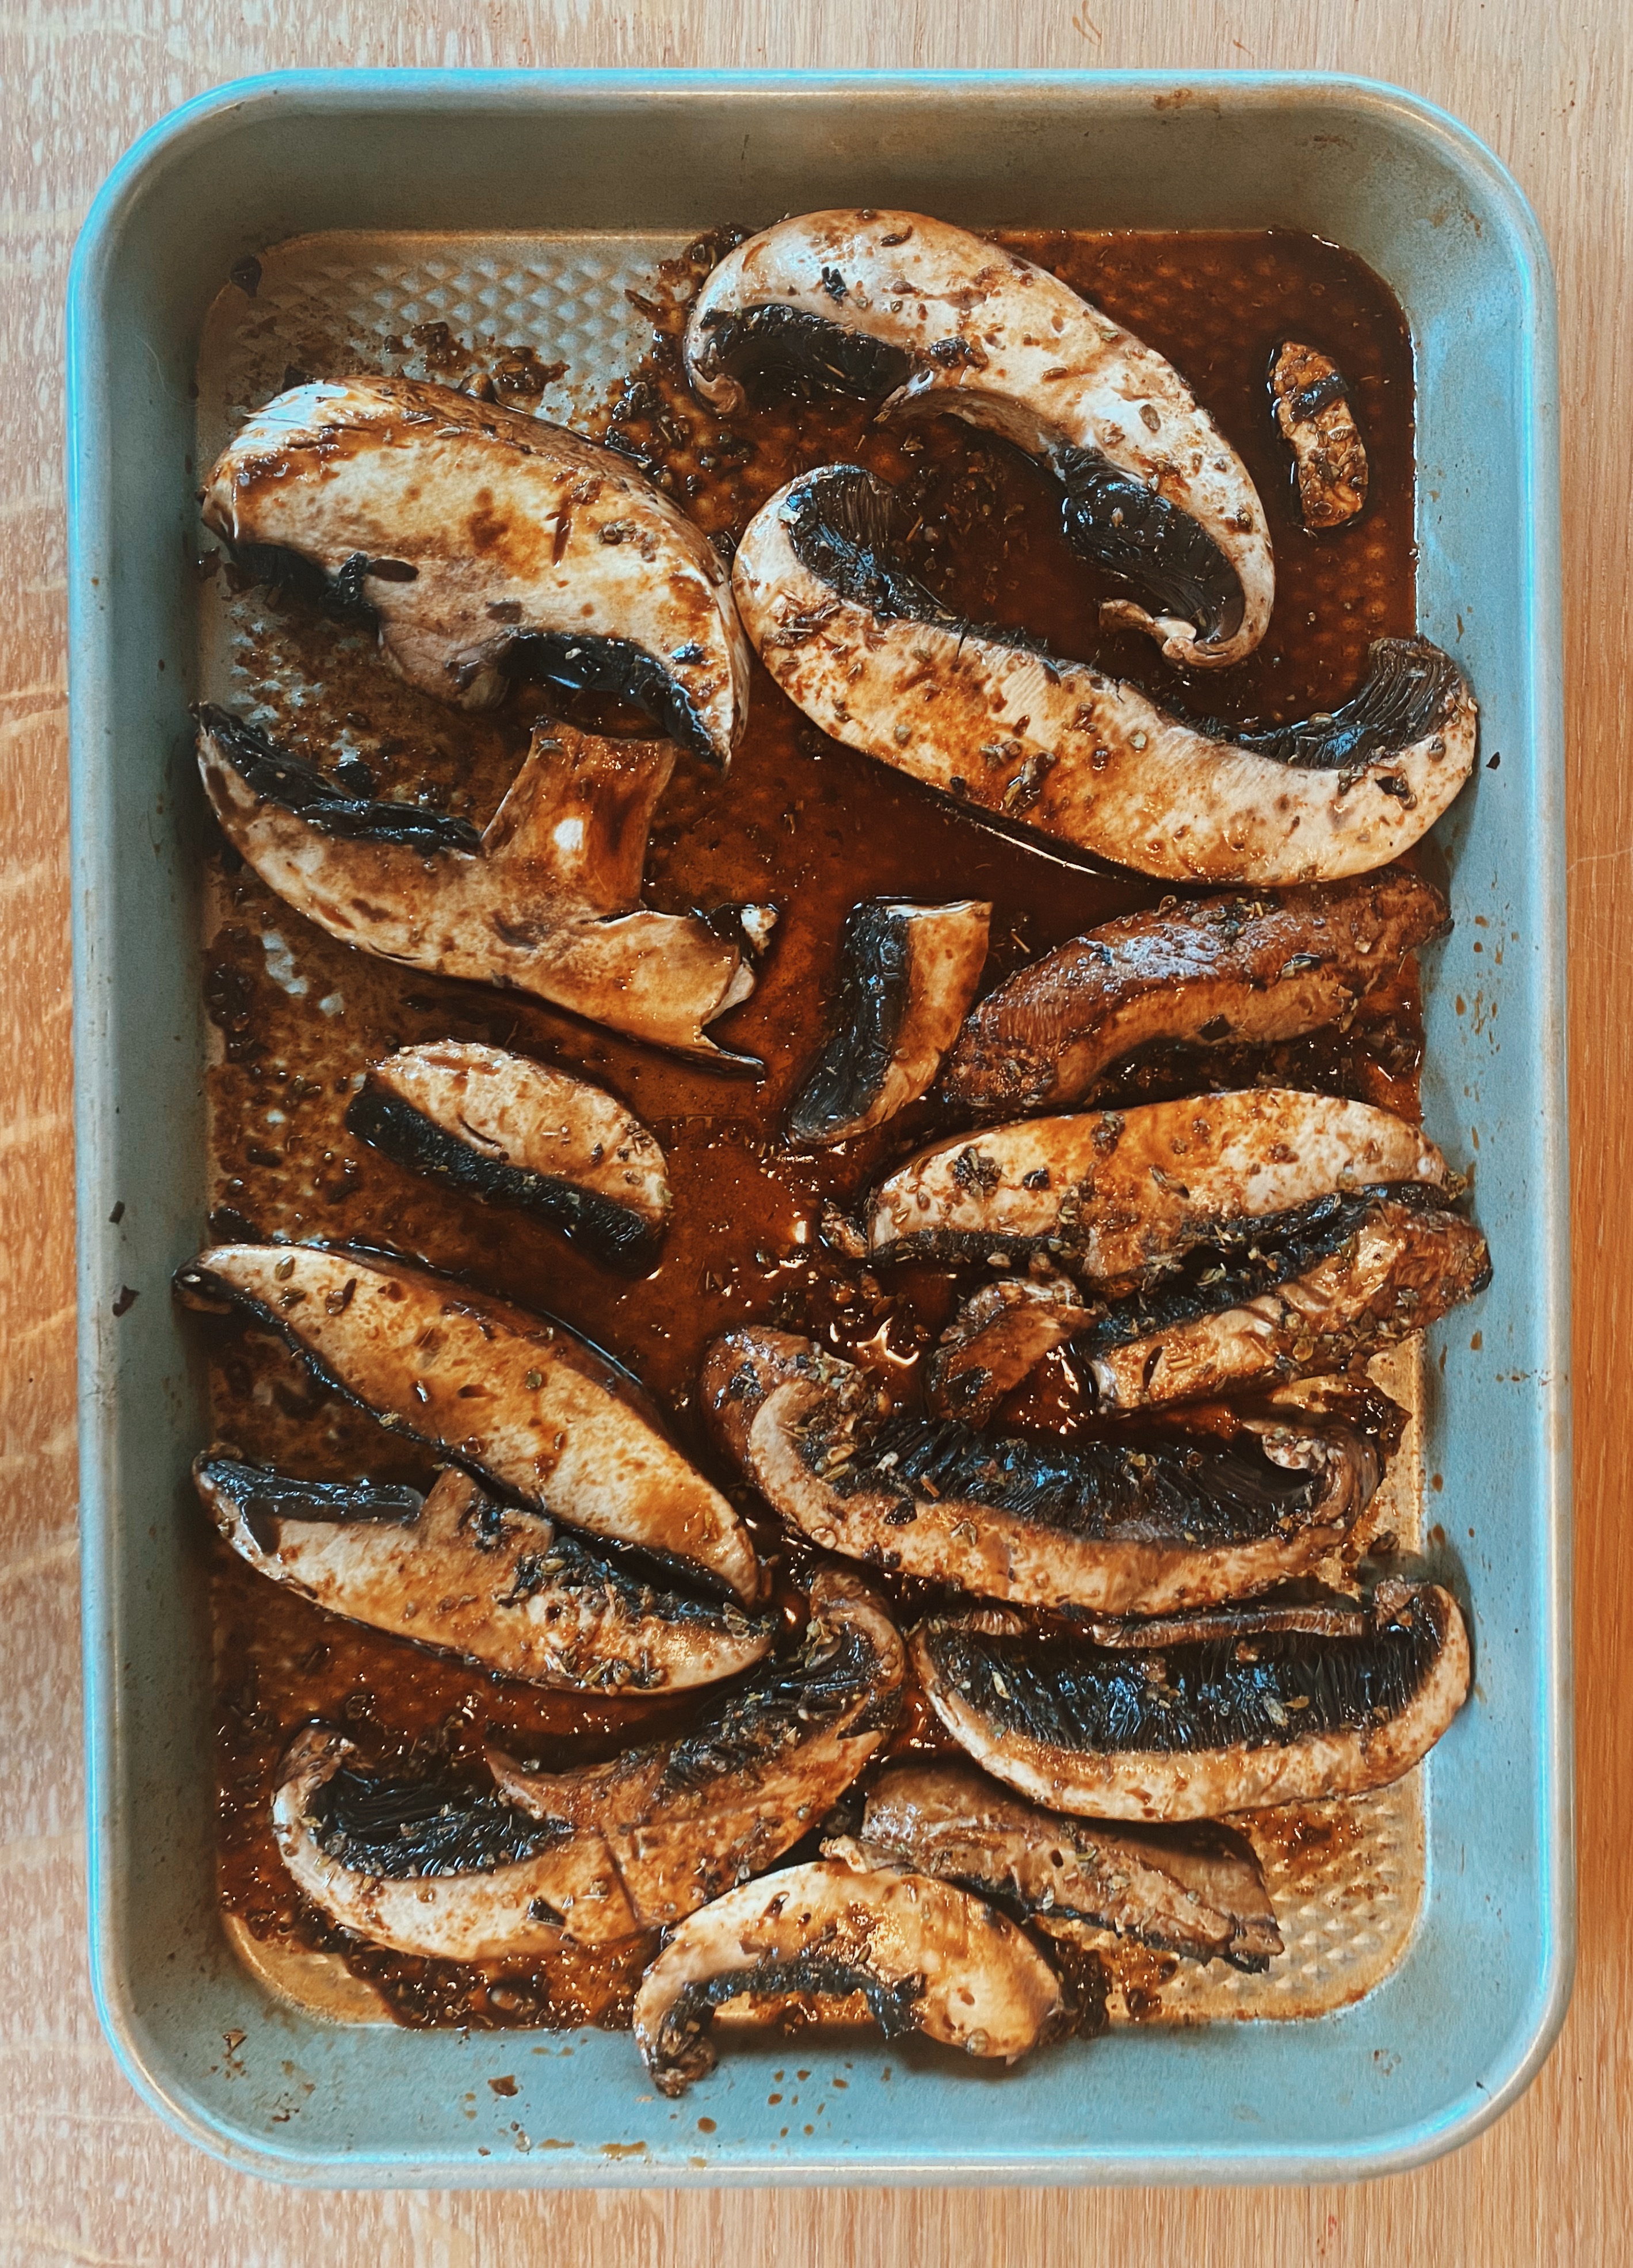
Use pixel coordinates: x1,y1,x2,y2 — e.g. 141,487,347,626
67,68,1571,2186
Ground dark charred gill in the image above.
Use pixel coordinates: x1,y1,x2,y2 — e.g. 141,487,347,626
344,1085,661,1274
198,1454,423,1530
815,1412,1323,1547
194,704,482,854
652,1615,899,1796
920,1596,1452,1757
1227,639,1464,773
1056,444,1244,645
694,304,917,403
654,1944,928,2072
487,628,723,768
1069,1179,1481,1356
306,1765,572,1880
786,902,912,1145
220,540,394,627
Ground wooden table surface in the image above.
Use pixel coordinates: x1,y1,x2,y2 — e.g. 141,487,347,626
3,2,1626,2259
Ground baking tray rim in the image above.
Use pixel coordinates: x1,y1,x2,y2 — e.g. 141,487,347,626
67,65,1573,2187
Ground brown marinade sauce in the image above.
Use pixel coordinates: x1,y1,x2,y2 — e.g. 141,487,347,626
203,227,1419,2029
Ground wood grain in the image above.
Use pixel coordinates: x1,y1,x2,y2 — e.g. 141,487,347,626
2,2,1626,2260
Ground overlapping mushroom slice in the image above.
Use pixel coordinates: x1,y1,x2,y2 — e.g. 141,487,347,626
195,707,773,1063
346,1041,670,1271
197,1454,773,1692
174,1243,761,1602
489,1571,903,1927
632,1851,1066,2095
913,1583,1471,1822
685,208,1273,669
733,465,1476,886
201,375,748,762
272,1727,643,1960
941,869,1449,1118
1270,343,1369,531
852,1761,1283,1972
786,898,991,1145
702,1329,1386,1617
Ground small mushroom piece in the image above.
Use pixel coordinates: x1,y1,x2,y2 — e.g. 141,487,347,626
941,869,1451,1118
912,1582,1471,1821
272,1728,642,1957
867,1088,1447,1282
196,1455,774,1692
701,1329,1384,1617
1270,343,1369,530
854,1761,1283,1971
174,1244,761,1603
787,898,991,1146
196,707,773,1064
733,465,1476,887
346,1041,670,1273
685,208,1273,669
632,1853,1066,2095
200,375,747,763
488,1571,903,1925
925,1272,1097,1425
1073,1181,1492,1411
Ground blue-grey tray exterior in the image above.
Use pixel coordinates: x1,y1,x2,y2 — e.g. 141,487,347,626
67,68,1571,2186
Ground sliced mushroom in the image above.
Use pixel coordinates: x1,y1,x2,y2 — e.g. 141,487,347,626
196,707,773,1064
854,1761,1282,1971
201,375,747,763
700,1328,1383,1616
1270,343,1369,530
196,1454,773,1692
272,1727,642,1957
174,1243,761,1602
487,1571,903,1925
346,1041,670,1271
925,1272,1097,1424
787,898,991,1145
733,465,1476,886
941,869,1450,1118
913,1581,1471,1820
685,208,1273,669
1073,1181,1491,1411
632,1852,1065,2095
867,1088,1445,1282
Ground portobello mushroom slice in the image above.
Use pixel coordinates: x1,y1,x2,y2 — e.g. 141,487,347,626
787,897,991,1145
925,1272,1097,1424
200,374,747,763
913,1581,1471,1820
733,465,1475,886
174,1243,761,1603
867,1088,1446,1282
487,1571,903,1925
632,1852,1065,2095
346,1041,670,1272
196,1454,773,1692
700,1328,1383,1616
196,706,773,1064
685,208,1273,669
1073,1181,1491,1411
1270,343,1369,531
941,869,1450,1118
853,1761,1282,1971
272,1727,642,1957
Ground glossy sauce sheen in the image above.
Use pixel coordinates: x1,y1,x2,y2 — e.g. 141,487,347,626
203,228,1420,2028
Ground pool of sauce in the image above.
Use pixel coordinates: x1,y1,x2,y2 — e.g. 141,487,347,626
201,225,1421,2030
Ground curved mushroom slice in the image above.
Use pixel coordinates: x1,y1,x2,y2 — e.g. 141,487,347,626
346,1041,670,1272
272,1728,642,1957
941,869,1450,1118
1074,1181,1491,1411
913,1581,1471,1821
867,1088,1445,1282
196,1454,773,1692
733,465,1476,886
700,1329,1382,1616
854,1761,1282,1971
926,1273,1097,1424
201,375,747,763
174,1243,761,1603
632,1853,1064,2095
685,208,1272,669
1270,343,1369,531
787,898,991,1146
196,707,772,1064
